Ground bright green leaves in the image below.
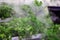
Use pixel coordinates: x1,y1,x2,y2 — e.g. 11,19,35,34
34,0,42,6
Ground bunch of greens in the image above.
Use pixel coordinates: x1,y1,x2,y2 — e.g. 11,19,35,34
0,3,14,19
0,3,43,40
0,17,43,40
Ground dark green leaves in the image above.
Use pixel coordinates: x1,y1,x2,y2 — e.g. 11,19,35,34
0,3,14,19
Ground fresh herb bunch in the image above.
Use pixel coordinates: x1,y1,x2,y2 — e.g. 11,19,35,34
0,3,14,19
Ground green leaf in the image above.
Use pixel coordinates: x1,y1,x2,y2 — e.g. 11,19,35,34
34,0,42,6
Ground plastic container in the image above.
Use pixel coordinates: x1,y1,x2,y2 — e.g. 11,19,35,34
48,6,60,24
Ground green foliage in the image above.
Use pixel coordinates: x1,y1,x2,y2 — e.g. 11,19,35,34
0,17,42,40
46,24,60,40
34,0,42,6
44,15,60,40
0,24,11,40
0,0,60,40
0,4,43,40
22,5,45,34
0,3,14,19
